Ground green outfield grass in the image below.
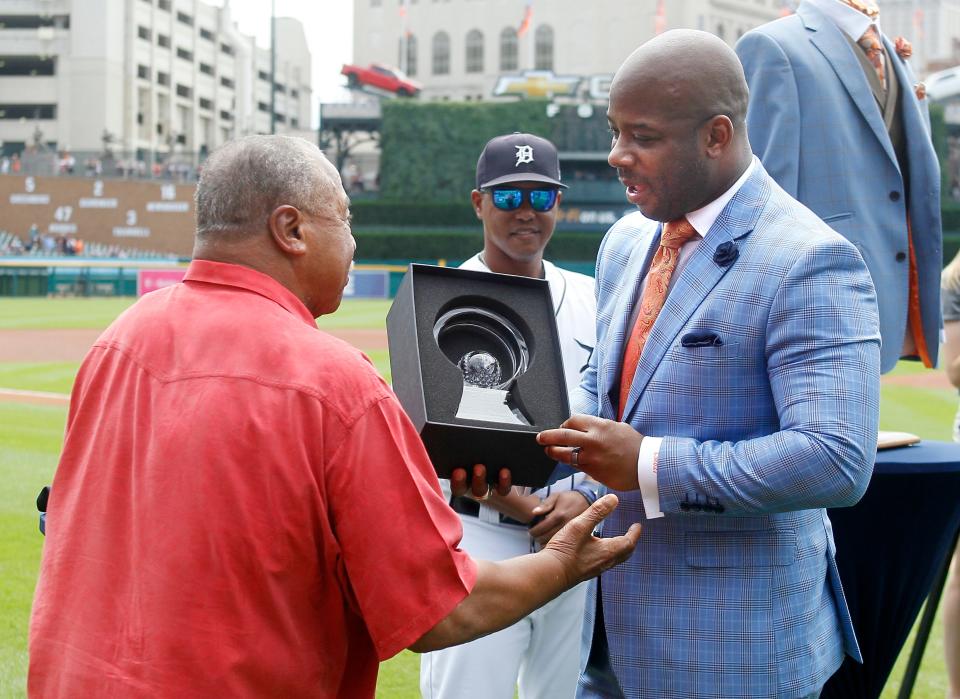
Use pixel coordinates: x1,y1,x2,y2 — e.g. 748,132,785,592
0,296,392,332
0,403,66,697
0,363,80,395
0,298,136,329
0,296,956,698
317,299,391,330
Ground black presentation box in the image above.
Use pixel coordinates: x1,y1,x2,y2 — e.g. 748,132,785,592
386,264,570,488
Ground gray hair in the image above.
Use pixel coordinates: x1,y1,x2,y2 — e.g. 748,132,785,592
195,135,335,237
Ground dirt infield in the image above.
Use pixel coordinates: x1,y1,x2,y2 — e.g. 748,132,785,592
0,329,104,363
0,327,389,406
0,326,952,404
881,370,953,391
0,327,388,364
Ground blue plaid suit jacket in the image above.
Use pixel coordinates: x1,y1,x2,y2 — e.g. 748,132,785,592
574,163,881,699
736,1,942,373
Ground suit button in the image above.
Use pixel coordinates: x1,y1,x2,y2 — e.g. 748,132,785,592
896,251,907,262
889,191,901,201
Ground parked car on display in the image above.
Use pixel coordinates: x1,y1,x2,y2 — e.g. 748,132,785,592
925,66,960,102
340,63,421,97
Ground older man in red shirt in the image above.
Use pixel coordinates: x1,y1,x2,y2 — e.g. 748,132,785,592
27,135,639,698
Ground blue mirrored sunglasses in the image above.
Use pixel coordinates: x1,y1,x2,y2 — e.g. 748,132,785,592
486,187,559,212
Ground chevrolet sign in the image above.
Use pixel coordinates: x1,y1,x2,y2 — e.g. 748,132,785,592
494,70,582,98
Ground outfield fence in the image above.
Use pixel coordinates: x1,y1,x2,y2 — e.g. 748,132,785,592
0,258,186,297
0,257,602,299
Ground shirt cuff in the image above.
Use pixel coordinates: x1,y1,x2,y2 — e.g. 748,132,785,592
637,436,664,519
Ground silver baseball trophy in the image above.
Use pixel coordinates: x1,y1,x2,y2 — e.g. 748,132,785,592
435,307,532,425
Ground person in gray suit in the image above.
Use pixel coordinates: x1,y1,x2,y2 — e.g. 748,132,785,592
736,0,942,374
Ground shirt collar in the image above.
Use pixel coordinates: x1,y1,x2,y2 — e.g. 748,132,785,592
685,158,756,239
183,259,317,326
806,0,878,41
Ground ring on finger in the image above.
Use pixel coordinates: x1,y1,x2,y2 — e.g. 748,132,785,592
476,483,493,501
572,446,582,468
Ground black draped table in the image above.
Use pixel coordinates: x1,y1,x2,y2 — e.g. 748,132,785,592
822,440,960,699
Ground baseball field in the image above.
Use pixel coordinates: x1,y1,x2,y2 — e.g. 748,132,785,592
0,295,956,697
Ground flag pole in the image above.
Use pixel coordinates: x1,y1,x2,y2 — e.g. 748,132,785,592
518,2,533,69
399,0,408,73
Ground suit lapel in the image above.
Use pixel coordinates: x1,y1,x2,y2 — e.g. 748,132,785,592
884,35,941,203
884,34,927,142
799,2,899,167
600,224,660,419
620,166,769,423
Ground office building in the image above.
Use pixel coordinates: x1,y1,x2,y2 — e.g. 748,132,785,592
0,0,313,160
352,0,787,102
882,0,960,75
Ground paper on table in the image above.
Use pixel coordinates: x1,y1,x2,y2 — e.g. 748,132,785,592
877,430,921,450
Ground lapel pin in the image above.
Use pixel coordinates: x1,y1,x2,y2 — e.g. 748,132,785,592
713,241,739,267
894,36,913,60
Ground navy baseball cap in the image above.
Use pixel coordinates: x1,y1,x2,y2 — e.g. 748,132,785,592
475,132,567,190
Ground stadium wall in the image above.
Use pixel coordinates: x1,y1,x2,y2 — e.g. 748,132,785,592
1,174,195,255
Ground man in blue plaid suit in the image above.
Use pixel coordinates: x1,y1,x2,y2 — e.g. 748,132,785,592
538,30,881,698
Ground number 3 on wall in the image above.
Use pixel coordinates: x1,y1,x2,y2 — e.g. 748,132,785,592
126,210,137,226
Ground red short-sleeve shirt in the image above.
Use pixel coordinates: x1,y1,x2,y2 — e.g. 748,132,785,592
29,260,476,698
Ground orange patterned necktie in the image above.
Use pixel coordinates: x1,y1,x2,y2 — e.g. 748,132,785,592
618,217,699,420
858,24,887,90
841,0,886,89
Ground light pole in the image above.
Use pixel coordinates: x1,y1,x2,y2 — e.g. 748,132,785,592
270,0,277,134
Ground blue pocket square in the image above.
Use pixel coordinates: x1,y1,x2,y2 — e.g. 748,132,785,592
681,332,723,347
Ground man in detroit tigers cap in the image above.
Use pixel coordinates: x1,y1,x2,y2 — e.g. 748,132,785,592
420,132,597,698
475,132,569,190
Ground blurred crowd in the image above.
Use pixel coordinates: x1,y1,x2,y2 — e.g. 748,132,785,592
0,227,175,260
1,149,200,183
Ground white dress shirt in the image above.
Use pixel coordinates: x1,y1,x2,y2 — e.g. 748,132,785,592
636,159,756,518
805,0,880,40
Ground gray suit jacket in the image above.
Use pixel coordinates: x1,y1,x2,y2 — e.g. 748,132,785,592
736,1,942,372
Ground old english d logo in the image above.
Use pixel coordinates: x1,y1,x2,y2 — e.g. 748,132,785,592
515,145,534,166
